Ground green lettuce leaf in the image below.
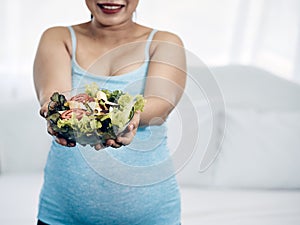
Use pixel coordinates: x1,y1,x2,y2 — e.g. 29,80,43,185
85,82,99,98
133,95,145,112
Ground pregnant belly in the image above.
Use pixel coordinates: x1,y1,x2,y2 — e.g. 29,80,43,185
40,142,180,224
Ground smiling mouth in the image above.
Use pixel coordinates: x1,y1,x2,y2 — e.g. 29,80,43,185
97,3,125,12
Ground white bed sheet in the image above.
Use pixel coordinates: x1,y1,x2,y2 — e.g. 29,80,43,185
0,173,43,225
1,173,300,225
181,186,300,225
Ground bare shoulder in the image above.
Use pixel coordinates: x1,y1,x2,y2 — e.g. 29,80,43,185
153,30,184,47
37,26,73,55
40,26,70,41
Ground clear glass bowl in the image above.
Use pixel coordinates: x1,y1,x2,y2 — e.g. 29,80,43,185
46,87,135,147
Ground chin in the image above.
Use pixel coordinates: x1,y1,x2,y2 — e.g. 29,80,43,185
93,15,133,27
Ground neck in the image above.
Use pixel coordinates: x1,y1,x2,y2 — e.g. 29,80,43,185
89,19,138,42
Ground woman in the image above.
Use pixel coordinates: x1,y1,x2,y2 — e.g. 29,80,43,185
34,0,186,224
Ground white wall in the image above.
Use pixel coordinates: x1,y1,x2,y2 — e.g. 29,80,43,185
0,0,299,102
136,0,300,79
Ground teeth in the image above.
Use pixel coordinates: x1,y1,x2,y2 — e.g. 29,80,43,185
102,5,121,10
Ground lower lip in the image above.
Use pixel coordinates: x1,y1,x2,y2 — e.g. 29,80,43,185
98,6,124,14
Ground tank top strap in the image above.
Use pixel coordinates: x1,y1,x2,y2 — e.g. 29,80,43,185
67,26,157,63
67,26,77,61
144,29,158,61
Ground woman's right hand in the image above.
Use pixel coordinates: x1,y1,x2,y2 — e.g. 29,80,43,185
39,102,76,148
39,102,106,150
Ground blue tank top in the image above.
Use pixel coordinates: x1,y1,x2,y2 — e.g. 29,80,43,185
37,26,181,225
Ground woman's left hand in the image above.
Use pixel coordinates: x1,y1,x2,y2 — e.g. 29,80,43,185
104,111,141,149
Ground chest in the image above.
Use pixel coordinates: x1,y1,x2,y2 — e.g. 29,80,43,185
75,39,148,76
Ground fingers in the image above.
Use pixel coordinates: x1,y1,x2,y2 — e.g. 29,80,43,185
94,143,104,151
55,137,66,145
39,108,46,118
104,111,140,148
105,139,123,148
42,110,140,150
54,136,76,147
47,121,76,148
115,132,134,146
43,105,76,148
39,102,49,118
47,122,56,136
40,108,47,118
130,111,140,130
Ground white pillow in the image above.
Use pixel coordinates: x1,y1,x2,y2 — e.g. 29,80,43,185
213,108,300,189
168,99,221,187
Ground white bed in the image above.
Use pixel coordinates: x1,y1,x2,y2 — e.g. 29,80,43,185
0,173,300,225
181,187,300,225
0,65,300,224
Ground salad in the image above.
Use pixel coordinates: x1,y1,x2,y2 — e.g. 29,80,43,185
46,83,145,147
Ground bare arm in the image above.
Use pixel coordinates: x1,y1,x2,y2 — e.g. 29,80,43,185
33,27,75,146
141,31,187,126
114,32,186,147
33,27,72,111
